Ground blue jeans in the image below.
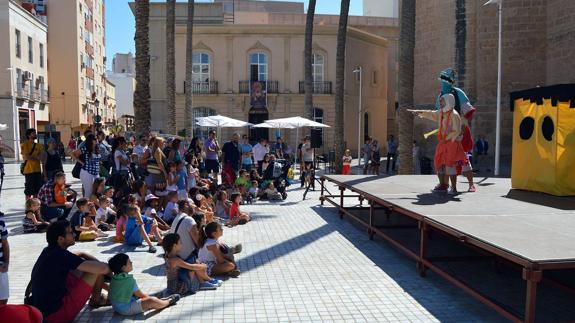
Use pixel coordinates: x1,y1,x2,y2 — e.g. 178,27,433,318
41,205,71,222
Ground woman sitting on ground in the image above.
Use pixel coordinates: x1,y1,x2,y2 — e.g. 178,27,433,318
22,198,50,233
197,222,240,277
89,177,106,208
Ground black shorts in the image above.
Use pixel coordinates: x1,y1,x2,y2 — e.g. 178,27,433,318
204,159,220,174
24,172,43,196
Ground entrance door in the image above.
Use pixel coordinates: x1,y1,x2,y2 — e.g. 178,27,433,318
249,108,269,143
18,110,29,140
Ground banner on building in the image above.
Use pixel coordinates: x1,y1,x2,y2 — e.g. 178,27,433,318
250,81,267,109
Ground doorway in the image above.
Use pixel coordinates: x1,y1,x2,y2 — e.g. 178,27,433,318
248,108,269,143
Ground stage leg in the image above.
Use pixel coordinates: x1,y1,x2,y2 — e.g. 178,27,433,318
339,186,345,219
523,268,542,323
320,178,325,205
368,201,375,240
417,222,428,277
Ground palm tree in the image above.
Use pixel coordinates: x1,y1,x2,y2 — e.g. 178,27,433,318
134,0,151,135
304,0,317,120
334,0,351,174
185,0,195,137
166,0,176,134
397,0,416,175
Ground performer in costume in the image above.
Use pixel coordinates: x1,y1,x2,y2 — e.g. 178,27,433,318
410,94,469,195
436,68,476,192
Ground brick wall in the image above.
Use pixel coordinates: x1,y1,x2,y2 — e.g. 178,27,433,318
546,0,575,84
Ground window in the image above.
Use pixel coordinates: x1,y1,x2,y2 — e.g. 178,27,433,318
192,107,216,139
312,53,324,82
372,70,378,85
249,53,268,81
192,53,210,82
15,29,21,58
28,37,33,63
39,43,44,68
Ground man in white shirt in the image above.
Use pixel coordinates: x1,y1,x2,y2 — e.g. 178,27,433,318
168,200,198,262
132,135,148,160
252,138,269,174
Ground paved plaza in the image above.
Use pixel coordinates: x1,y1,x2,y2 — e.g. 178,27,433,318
0,163,506,322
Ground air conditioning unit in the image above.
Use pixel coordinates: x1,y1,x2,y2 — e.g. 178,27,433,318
22,71,31,81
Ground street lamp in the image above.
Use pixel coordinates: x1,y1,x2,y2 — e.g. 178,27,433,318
353,67,363,175
484,0,503,176
6,67,20,162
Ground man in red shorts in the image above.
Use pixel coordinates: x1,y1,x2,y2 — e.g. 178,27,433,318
30,220,110,322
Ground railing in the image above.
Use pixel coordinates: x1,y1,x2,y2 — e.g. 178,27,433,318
40,88,48,103
16,84,30,99
298,81,333,94
184,81,218,94
239,80,279,94
31,89,41,101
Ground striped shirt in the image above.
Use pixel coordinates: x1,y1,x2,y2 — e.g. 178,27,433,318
0,219,7,265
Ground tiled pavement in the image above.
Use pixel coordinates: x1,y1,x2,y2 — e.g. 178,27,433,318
1,163,506,322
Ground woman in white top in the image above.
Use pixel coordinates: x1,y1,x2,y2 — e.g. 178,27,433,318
197,222,240,277
112,136,130,173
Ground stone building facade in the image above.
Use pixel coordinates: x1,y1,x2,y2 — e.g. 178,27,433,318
413,0,575,171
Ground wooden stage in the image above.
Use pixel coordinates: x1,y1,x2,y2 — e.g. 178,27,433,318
320,175,575,323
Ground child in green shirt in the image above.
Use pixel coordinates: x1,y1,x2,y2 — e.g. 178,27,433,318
108,253,180,315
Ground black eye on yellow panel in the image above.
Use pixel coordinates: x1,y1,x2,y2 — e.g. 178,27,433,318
519,117,535,140
541,116,554,141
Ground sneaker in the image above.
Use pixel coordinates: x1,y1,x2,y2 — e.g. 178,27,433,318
209,279,223,287
468,185,477,193
448,188,458,195
199,282,218,290
148,246,157,253
162,294,181,306
228,269,241,278
233,243,243,254
432,184,448,192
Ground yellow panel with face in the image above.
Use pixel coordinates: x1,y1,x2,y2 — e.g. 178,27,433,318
556,101,575,195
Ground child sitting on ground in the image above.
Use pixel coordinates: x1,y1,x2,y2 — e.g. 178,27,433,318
108,253,180,316
248,180,259,201
22,198,50,234
103,186,117,211
70,198,105,241
95,196,116,231
228,193,251,226
263,182,283,201
124,205,163,253
166,161,179,192
143,194,171,231
162,233,222,294
114,206,128,243
234,169,250,198
214,190,231,221
195,193,215,223
162,191,179,225
198,222,241,277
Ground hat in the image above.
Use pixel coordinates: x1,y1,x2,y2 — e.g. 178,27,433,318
439,68,456,84
104,186,114,192
145,193,159,202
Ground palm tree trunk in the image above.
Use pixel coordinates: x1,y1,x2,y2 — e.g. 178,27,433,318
134,0,151,136
185,0,195,138
334,0,351,174
166,0,176,134
304,0,317,120
398,0,416,175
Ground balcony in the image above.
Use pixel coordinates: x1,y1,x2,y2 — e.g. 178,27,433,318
183,81,219,94
85,42,94,56
239,80,279,94
86,67,94,79
31,89,41,101
16,84,30,99
40,88,49,103
298,81,333,95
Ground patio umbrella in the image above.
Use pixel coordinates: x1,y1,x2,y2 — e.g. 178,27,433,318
195,115,253,139
0,124,7,131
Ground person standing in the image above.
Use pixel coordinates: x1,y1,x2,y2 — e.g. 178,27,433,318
221,133,241,174
21,128,44,200
239,135,253,172
362,136,372,175
474,135,489,171
204,130,221,181
97,131,112,177
43,138,64,181
73,134,101,198
0,217,9,304
132,135,148,160
252,138,269,174
273,137,286,159
386,135,398,174
370,140,381,175
0,135,5,216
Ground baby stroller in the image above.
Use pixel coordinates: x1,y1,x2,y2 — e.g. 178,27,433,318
260,159,291,200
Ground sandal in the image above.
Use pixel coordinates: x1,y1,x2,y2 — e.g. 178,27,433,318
228,269,241,278
468,185,477,193
162,294,181,306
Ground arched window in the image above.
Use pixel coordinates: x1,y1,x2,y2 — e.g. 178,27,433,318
363,112,369,139
192,53,210,82
312,53,324,82
250,52,268,81
192,107,216,139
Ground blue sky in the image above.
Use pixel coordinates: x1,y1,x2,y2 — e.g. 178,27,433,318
104,0,363,70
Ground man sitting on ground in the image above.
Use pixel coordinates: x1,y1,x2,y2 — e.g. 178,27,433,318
31,220,111,322
37,171,75,222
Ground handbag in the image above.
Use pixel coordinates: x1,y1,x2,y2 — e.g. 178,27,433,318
72,152,85,179
20,143,37,175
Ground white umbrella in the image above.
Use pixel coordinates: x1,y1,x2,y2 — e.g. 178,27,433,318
195,115,253,128
0,124,7,131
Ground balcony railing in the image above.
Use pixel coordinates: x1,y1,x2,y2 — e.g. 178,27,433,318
183,81,219,94
31,89,41,101
40,88,48,103
239,80,279,94
298,81,332,94
16,84,30,99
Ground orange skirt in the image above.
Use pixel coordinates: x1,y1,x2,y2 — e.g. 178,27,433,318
434,140,468,170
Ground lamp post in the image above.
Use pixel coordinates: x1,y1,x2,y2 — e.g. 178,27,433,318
353,67,363,174
484,0,502,176
6,67,20,162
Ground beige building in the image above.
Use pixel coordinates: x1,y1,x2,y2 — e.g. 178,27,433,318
364,0,399,18
103,78,116,127
135,1,398,156
107,52,136,120
46,0,108,140
0,0,49,158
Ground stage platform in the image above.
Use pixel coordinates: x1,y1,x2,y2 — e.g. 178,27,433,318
320,175,575,323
